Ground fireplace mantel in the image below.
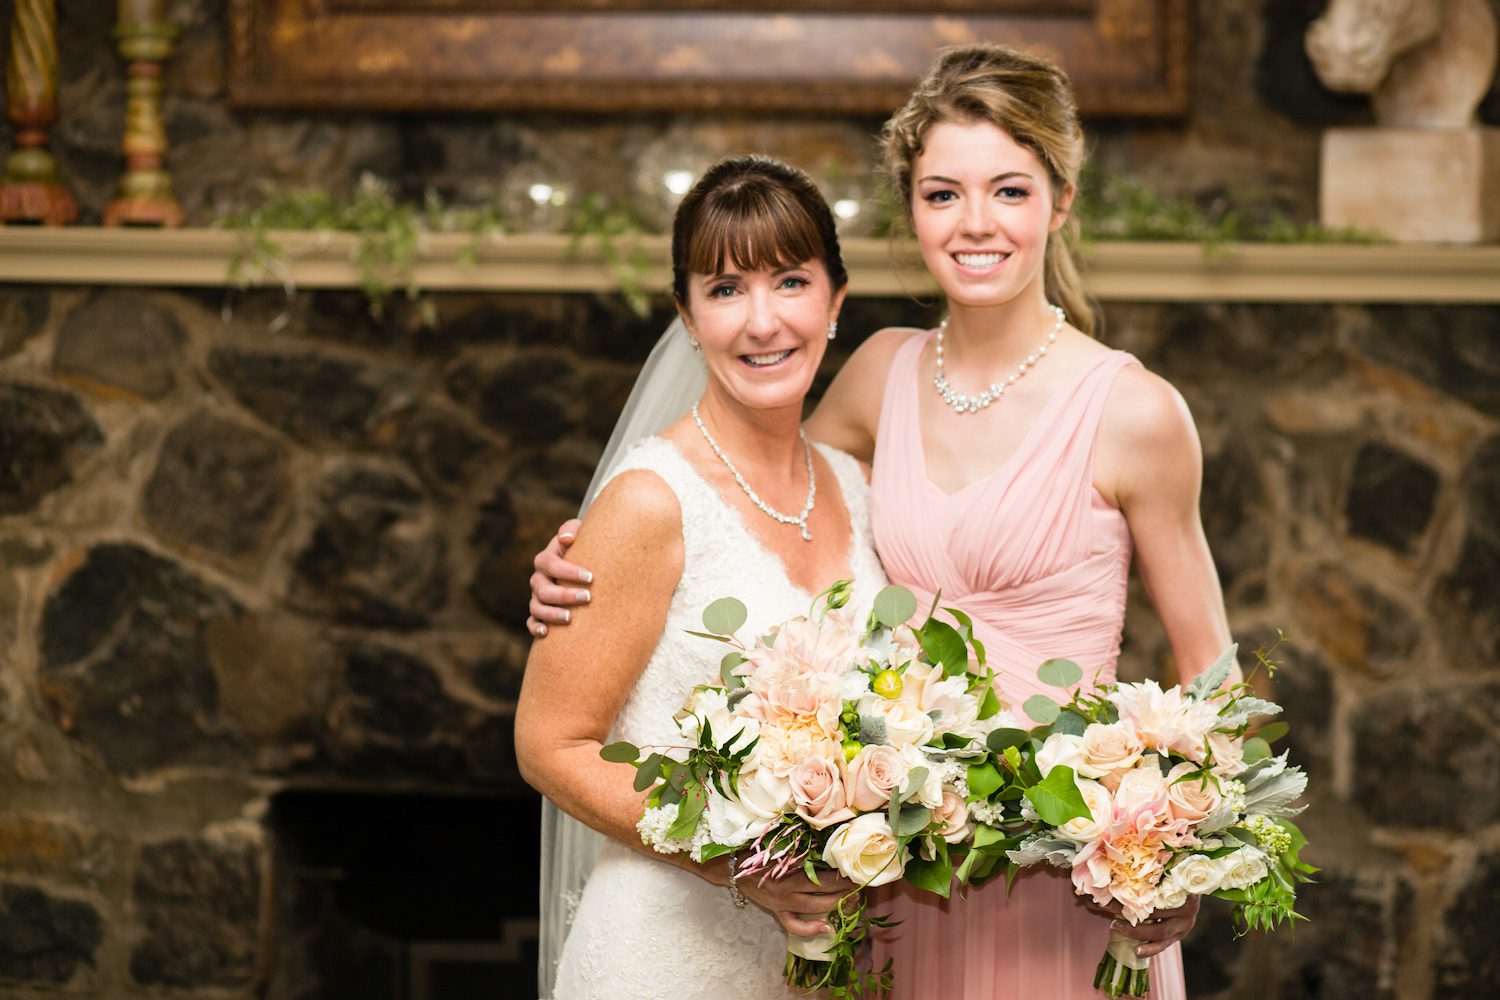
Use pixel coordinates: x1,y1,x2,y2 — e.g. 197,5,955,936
1,228,1497,302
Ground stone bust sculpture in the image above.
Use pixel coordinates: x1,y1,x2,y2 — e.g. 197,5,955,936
1305,0,1498,128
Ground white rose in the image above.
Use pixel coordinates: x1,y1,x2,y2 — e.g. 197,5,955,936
1165,853,1223,896
705,786,774,847
735,767,793,820
896,745,945,809
1078,723,1145,780
1217,847,1269,891
1035,733,1086,779
1154,877,1189,911
1058,779,1114,843
822,813,909,888
859,694,935,748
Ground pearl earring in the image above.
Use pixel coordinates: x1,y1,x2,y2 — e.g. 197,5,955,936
827,320,838,341
689,336,701,352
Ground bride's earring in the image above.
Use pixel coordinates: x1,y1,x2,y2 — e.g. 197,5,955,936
827,320,838,341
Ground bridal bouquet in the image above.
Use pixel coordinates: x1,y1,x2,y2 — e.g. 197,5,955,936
952,642,1315,998
601,581,1009,999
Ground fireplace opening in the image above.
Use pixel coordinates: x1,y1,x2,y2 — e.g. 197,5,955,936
266,789,541,1000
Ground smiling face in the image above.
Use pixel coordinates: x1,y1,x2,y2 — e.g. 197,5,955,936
910,120,1073,310
681,256,844,414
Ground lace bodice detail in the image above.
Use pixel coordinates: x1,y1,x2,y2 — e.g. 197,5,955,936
601,436,887,751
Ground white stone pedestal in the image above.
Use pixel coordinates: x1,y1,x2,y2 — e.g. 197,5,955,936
1320,127,1500,243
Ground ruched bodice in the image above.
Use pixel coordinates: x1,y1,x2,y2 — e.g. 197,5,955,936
872,330,1136,722
868,331,1185,1000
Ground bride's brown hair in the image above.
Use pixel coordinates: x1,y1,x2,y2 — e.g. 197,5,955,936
880,44,1096,336
672,154,847,306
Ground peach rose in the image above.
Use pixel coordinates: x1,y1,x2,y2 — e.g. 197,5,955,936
1165,761,1223,824
1078,723,1146,784
845,744,909,812
788,754,855,830
933,786,973,843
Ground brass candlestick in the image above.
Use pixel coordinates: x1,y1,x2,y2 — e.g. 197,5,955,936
0,0,79,225
103,0,182,227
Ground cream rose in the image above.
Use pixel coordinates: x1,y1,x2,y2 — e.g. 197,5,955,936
845,744,909,812
1058,778,1114,843
788,754,855,830
1217,847,1269,891
1165,761,1224,824
858,694,935,748
898,662,980,739
1165,853,1223,896
1207,731,1247,778
822,813,909,887
1078,723,1145,782
897,745,946,809
1153,877,1189,911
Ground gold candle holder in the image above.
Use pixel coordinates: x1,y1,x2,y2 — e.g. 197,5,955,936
0,0,79,225
103,0,182,227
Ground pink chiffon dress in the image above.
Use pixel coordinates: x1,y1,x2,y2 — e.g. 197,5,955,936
868,331,1187,1000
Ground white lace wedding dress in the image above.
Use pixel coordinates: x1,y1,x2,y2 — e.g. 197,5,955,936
551,437,888,1000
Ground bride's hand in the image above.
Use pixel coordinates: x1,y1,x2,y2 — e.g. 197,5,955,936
736,869,860,937
527,517,591,637
1079,893,1201,959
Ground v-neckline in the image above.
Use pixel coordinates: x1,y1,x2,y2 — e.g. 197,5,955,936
661,438,857,599
914,337,1118,500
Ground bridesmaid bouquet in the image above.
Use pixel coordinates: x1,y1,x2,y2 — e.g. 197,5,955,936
601,581,1008,999
952,642,1315,998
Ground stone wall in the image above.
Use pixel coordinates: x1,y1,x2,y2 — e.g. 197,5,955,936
3,0,1500,997
3,285,1499,998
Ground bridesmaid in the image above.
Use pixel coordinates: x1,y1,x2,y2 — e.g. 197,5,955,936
530,44,1232,998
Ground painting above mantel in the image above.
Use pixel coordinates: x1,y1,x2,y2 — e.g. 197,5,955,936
227,0,1188,115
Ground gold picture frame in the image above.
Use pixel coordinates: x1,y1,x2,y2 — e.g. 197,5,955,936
228,0,1187,116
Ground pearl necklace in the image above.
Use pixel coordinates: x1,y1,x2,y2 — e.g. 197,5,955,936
692,401,816,541
933,304,1065,414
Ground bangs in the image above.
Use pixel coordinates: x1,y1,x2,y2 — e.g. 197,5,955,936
683,183,825,279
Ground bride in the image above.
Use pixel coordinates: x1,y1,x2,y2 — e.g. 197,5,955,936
514,155,887,999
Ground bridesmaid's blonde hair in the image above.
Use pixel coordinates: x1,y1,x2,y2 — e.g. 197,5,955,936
880,44,1097,336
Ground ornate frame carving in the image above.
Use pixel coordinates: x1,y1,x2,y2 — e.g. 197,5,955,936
228,0,1187,116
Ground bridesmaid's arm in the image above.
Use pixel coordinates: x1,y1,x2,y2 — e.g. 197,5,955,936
1097,366,1236,686
803,326,921,464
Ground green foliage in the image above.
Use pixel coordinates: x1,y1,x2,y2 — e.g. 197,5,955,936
599,741,639,763
220,175,506,326
1022,765,1091,826
872,585,918,629
1076,167,1383,249
701,596,748,637
1023,694,1061,725
1038,658,1084,689
783,892,893,1000
564,193,655,317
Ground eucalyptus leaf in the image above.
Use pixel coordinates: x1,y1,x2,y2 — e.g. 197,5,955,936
632,753,664,792
901,767,930,804
1256,721,1290,745
720,651,746,689
1023,695,1061,726
701,597,748,636
1037,658,1083,689
600,741,639,764
1051,709,1089,737
1022,765,1091,826
684,629,735,645
1242,736,1272,765
872,586,918,629
891,803,931,838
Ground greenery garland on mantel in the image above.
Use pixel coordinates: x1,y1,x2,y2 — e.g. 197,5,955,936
216,172,1380,322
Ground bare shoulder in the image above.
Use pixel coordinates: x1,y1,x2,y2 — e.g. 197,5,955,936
1100,363,1198,452
838,325,927,389
573,467,683,569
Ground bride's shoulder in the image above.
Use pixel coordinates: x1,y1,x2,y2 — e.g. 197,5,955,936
580,463,684,555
